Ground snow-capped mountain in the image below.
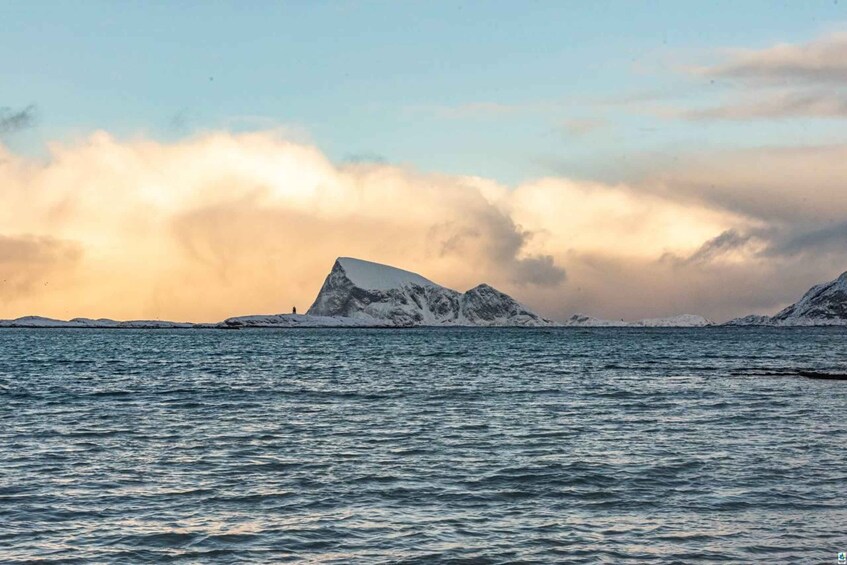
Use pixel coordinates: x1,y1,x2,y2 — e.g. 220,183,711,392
729,271,847,326
305,257,553,327
563,313,713,327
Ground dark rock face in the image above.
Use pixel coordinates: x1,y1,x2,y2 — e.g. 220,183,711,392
460,284,544,325
307,259,553,327
307,261,369,317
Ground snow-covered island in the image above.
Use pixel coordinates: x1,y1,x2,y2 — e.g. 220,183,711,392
1,257,554,329
0,316,194,329
563,314,713,327
222,257,554,328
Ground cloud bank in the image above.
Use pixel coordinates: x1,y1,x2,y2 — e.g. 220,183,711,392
685,32,847,120
705,32,847,84
1,130,845,323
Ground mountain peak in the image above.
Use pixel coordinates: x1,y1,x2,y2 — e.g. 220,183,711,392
308,257,553,326
730,269,847,325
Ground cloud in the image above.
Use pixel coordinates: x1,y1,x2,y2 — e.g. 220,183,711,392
4,128,847,323
0,234,82,300
684,89,847,120
428,203,565,287
682,32,847,120
703,32,847,85
342,151,388,164
0,132,585,321
549,250,828,322
667,229,755,265
592,141,847,319
0,105,37,134
646,144,847,224
0,129,754,322
762,221,847,258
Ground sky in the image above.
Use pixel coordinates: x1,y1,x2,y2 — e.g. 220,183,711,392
2,1,847,323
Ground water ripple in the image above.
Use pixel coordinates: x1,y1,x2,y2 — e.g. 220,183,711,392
1,327,845,562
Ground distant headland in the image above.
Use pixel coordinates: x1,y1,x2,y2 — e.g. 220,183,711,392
3,258,847,328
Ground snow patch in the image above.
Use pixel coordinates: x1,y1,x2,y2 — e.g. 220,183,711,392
336,257,439,291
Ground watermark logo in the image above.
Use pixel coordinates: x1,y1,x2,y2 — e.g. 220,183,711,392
837,551,846,564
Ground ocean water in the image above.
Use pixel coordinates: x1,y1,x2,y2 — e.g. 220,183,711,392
1,327,845,563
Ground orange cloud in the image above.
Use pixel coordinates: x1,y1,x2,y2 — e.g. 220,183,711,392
0,131,753,322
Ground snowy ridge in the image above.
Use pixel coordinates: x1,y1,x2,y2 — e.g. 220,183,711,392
631,314,713,327
563,313,713,327
723,314,773,327
218,313,385,328
727,271,847,326
0,316,78,328
0,316,193,328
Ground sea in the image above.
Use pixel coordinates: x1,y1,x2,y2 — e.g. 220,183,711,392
1,327,845,563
